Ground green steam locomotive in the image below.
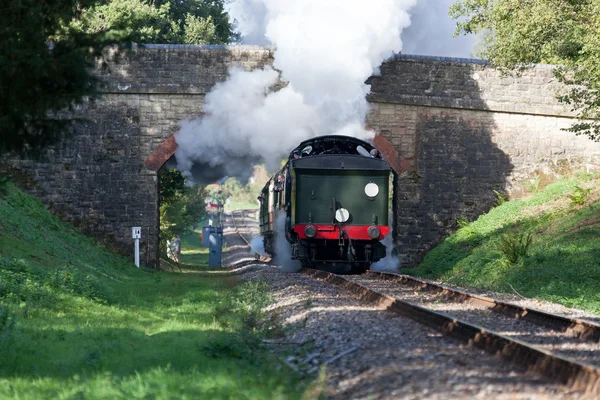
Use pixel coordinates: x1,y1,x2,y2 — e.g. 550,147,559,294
258,135,392,272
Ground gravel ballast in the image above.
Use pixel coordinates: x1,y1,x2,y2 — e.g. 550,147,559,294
346,274,600,367
221,213,588,399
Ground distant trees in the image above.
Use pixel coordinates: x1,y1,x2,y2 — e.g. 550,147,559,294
451,0,600,140
72,0,237,45
159,167,207,239
0,0,236,155
206,166,271,205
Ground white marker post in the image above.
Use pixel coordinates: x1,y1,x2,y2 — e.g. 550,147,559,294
132,227,141,267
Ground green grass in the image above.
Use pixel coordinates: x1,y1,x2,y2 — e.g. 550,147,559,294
0,181,319,399
224,201,259,212
179,227,210,267
408,173,600,314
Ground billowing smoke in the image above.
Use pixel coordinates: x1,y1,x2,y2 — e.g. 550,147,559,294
175,67,319,183
226,0,269,46
174,0,417,184
273,211,302,272
401,0,476,58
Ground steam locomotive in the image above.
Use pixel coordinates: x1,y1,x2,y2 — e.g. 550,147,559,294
258,135,392,273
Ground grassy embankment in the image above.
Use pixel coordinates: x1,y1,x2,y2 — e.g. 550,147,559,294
408,173,600,314
0,181,319,399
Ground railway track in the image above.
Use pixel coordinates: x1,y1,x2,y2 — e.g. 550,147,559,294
230,209,600,396
230,209,269,260
306,269,600,395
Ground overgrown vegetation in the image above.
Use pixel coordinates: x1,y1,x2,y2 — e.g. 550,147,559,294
71,0,237,45
0,181,318,398
567,185,592,207
496,231,533,265
451,0,600,141
159,167,207,257
409,173,600,313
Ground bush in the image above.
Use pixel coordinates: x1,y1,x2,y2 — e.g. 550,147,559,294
567,185,592,207
0,257,109,307
496,231,533,264
213,282,271,332
0,305,14,335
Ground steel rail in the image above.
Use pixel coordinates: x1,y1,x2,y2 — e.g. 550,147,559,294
304,268,600,396
230,209,271,262
366,270,600,343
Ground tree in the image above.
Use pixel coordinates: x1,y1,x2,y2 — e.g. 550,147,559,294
0,0,109,154
158,167,208,256
450,0,600,140
74,0,237,44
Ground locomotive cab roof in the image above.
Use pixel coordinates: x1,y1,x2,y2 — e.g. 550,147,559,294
288,135,381,160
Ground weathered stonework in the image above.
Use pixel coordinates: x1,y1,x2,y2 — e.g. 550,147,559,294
2,45,273,265
3,47,600,267
367,55,600,266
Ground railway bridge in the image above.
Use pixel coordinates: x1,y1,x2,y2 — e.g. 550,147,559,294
3,45,600,267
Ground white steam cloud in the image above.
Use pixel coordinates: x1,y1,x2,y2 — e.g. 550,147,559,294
250,236,267,256
371,230,400,272
174,0,416,184
273,211,302,272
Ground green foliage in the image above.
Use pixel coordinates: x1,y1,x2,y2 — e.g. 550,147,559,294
409,173,600,313
0,0,112,154
73,0,178,43
214,282,272,331
208,165,271,207
526,176,542,194
0,253,109,309
567,185,592,206
450,0,600,141
496,231,533,264
159,167,186,204
183,14,217,44
158,167,207,258
0,305,14,335
456,217,470,228
74,0,236,44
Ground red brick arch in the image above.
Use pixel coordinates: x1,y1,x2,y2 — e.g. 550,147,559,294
145,133,410,174
145,135,178,171
373,134,412,175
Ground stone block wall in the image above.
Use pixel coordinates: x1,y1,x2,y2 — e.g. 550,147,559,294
2,46,273,265
367,55,600,266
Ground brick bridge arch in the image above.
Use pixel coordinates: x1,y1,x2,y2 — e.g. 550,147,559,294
144,133,410,174
145,135,178,172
